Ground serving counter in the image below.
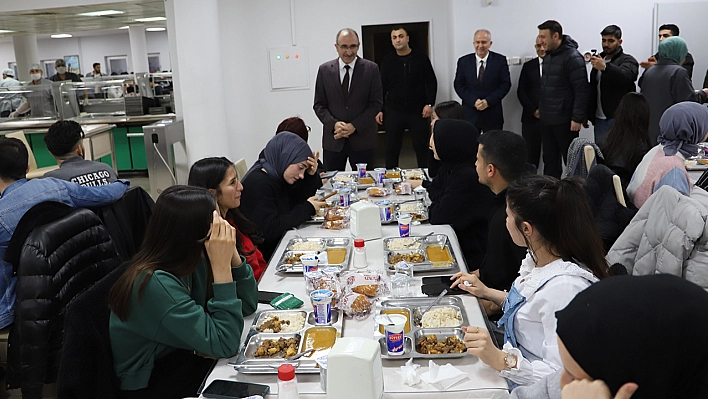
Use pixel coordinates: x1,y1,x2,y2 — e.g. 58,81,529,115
201,223,510,399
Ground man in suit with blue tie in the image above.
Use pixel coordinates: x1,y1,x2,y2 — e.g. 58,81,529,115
454,29,511,133
313,28,383,171
517,36,546,168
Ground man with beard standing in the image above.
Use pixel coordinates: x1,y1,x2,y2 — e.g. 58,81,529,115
587,25,638,144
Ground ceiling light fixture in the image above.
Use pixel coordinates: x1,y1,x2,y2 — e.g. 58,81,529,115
146,27,166,32
118,26,130,29
77,10,124,17
51,34,73,39
134,17,166,22
0,30,15,34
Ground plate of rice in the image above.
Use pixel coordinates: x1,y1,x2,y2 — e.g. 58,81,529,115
419,306,462,328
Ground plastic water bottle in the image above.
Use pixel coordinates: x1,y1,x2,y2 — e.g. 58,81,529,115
278,364,300,399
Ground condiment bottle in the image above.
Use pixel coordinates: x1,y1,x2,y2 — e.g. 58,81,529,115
353,238,368,268
277,363,300,399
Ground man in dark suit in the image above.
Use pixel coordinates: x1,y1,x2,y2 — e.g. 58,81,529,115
313,28,383,171
454,29,511,132
517,36,545,168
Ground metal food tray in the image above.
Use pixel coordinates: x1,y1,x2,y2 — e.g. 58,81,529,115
401,168,428,181
374,296,469,359
230,309,344,373
395,202,428,223
383,234,457,273
276,237,352,273
357,172,376,189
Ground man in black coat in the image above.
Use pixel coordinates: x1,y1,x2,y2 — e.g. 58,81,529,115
640,23,695,79
537,20,590,178
475,130,529,313
376,26,437,169
313,28,383,171
588,25,638,144
517,36,545,169
454,29,511,133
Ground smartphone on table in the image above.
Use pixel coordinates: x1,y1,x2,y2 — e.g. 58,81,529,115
202,379,270,399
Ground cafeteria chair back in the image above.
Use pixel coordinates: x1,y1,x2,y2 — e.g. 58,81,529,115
234,157,248,181
6,205,121,398
5,130,59,179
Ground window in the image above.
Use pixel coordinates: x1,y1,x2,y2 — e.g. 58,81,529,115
148,53,161,73
106,55,129,75
42,60,56,77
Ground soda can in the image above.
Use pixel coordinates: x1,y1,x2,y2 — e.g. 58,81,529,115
383,314,407,355
339,188,351,207
398,213,412,237
310,289,334,325
356,163,367,178
377,200,394,222
374,168,386,185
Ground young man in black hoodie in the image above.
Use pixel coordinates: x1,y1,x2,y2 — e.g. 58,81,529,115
376,26,437,168
536,20,589,178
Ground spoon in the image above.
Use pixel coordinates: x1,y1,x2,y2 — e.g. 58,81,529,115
403,232,434,247
374,314,396,326
285,347,316,361
415,289,448,326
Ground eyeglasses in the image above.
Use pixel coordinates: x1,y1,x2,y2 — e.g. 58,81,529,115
337,44,360,51
306,125,312,133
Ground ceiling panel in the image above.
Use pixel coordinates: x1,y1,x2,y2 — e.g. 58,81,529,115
0,1,165,37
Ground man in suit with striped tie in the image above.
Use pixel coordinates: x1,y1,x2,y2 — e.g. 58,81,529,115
454,29,511,133
313,28,383,171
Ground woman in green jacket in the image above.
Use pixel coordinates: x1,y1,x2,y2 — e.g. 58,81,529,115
108,185,258,398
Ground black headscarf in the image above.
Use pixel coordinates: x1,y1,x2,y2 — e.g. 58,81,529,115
432,119,480,165
244,132,312,184
556,274,708,399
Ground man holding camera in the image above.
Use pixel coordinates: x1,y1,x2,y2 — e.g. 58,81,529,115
587,25,638,144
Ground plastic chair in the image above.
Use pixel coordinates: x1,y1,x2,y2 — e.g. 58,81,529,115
584,145,595,172
5,131,59,179
234,157,248,181
613,175,627,207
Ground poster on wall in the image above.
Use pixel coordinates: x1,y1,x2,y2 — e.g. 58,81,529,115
64,55,80,75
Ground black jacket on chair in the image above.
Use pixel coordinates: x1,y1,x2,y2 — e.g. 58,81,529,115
6,207,121,398
57,262,127,399
584,164,637,251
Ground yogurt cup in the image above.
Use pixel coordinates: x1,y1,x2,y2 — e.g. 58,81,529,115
310,289,334,325
382,314,407,355
398,213,412,237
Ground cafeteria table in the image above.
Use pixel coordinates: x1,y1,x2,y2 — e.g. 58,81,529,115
200,222,510,399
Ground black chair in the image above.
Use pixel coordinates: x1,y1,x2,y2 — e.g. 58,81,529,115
6,207,121,399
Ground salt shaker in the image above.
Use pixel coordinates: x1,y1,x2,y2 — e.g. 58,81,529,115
353,238,368,268
278,363,300,399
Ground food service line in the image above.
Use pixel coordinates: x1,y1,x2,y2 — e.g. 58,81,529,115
201,224,510,399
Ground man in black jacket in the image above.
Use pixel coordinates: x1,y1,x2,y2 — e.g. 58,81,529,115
588,25,638,145
475,130,529,313
376,26,437,168
517,36,545,168
640,23,695,79
537,20,589,178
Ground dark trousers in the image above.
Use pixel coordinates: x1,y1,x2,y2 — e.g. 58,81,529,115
541,122,578,178
323,138,375,171
522,119,543,169
119,349,215,399
384,108,430,168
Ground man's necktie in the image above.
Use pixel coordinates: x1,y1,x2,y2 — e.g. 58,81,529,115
342,65,350,99
478,60,485,83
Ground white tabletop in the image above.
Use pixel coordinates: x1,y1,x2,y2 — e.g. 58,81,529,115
201,223,510,398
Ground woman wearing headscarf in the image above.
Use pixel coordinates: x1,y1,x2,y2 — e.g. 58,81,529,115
639,36,708,144
406,119,493,267
627,101,708,208
239,132,327,261
510,274,708,399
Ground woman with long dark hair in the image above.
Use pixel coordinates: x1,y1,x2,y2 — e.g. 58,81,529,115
240,132,327,260
188,157,267,280
600,92,652,187
109,185,258,398
451,174,609,387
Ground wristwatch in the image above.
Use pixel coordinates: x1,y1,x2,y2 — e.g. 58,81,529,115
504,352,518,369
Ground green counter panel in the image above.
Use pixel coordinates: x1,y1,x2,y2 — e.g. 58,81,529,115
26,134,58,168
127,127,147,170
112,127,134,171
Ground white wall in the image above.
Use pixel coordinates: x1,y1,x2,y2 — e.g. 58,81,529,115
218,0,454,167
0,31,170,76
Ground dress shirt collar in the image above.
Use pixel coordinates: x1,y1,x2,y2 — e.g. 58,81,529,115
338,57,357,72
475,53,489,65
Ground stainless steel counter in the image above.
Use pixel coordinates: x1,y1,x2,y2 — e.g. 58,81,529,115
0,114,175,131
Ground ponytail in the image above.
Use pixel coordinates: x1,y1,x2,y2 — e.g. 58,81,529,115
507,175,609,279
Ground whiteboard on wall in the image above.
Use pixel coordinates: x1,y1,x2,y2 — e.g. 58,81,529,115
655,2,708,87
268,46,310,91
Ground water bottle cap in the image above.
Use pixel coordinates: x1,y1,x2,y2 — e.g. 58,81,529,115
354,238,365,248
278,363,296,381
